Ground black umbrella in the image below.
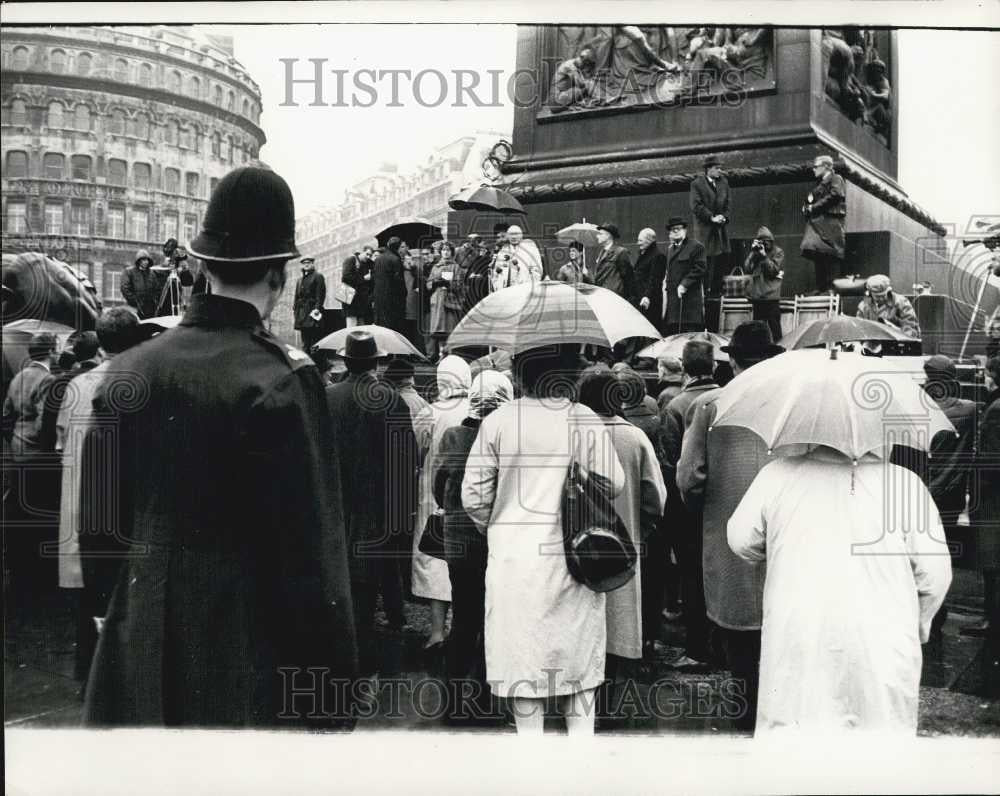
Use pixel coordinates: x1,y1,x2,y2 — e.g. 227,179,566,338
375,218,442,249
448,184,526,215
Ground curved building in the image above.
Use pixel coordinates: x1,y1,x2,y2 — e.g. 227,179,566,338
1,25,266,307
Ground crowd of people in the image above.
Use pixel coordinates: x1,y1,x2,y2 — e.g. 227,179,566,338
3,163,998,738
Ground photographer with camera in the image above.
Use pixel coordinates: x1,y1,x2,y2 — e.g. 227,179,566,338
744,226,785,342
152,238,195,316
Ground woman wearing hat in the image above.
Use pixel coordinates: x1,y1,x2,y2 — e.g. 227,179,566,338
689,155,731,296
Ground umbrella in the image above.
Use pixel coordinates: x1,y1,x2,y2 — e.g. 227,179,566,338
448,184,526,215
556,222,601,248
709,348,955,461
637,331,731,362
470,348,513,379
375,218,442,249
781,315,913,350
446,279,660,355
139,315,183,330
314,324,429,361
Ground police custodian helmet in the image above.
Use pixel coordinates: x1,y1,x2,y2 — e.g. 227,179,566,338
190,167,300,263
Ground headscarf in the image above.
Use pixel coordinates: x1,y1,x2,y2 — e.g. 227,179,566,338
467,369,514,421
436,354,472,401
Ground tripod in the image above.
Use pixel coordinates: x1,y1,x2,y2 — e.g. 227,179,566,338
156,268,184,317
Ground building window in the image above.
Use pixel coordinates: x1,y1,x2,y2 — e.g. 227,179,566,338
178,124,192,149
214,85,222,106
130,207,149,241
114,58,129,82
104,269,122,301
135,113,149,139
71,155,91,181
211,132,221,157
188,75,200,98
169,70,181,92
133,162,151,190
6,151,28,179
185,172,199,197
107,205,125,238
165,120,178,145
74,104,90,131
183,214,197,243
227,90,235,111
6,199,27,233
70,202,90,235
227,136,235,164
221,136,230,162
43,153,65,179
164,168,180,194
45,202,63,234
138,62,153,87
77,52,92,76
50,49,66,74
109,109,125,135
107,158,127,186
161,211,179,241
10,99,27,126
12,46,29,70
47,101,64,128
242,99,250,117
209,177,219,196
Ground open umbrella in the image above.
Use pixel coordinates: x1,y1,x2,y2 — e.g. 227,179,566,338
781,315,913,350
2,319,75,397
448,184,526,215
446,279,660,355
375,218,442,249
314,324,428,361
140,315,183,331
708,348,955,461
556,221,601,248
637,331,731,362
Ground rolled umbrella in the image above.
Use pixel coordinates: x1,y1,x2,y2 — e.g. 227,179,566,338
446,279,660,355
781,315,914,350
637,331,731,362
314,324,429,361
375,218,442,249
708,348,955,461
448,184,526,215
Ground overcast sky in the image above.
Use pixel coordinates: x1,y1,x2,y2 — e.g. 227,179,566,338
226,25,999,235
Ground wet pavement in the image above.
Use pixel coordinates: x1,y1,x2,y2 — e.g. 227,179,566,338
6,568,999,735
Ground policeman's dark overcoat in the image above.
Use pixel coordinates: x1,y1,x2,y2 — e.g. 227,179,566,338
82,294,357,727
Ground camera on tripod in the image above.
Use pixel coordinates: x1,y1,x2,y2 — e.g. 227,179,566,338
156,237,194,315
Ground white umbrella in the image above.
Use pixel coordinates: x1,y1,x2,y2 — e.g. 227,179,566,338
315,324,428,360
709,348,956,461
637,331,731,362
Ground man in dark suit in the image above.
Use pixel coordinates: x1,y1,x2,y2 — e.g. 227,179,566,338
633,227,667,322
689,154,731,297
593,222,637,304
341,246,374,327
83,166,357,728
372,237,407,333
641,216,708,334
292,256,326,350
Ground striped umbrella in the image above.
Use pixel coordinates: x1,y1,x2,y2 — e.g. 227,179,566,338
446,279,660,355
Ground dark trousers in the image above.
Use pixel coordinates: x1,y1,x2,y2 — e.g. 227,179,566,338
751,299,783,343
446,558,495,722
298,326,324,352
812,255,844,293
675,508,710,661
641,524,670,648
719,627,761,732
402,319,425,354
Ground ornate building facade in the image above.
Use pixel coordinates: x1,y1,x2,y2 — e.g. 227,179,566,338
270,131,506,341
1,25,265,307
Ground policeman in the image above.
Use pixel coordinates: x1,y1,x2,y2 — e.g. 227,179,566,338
856,273,921,339
83,166,358,728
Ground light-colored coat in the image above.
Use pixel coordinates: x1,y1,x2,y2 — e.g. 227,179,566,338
603,417,667,659
462,398,625,697
728,453,951,733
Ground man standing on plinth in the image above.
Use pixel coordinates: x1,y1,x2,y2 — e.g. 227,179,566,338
293,256,326,351
800,154,847,293
640,216,707,335
689,155,731,297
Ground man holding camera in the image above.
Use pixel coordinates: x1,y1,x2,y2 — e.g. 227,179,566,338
153,239,195,317
744,226,785,342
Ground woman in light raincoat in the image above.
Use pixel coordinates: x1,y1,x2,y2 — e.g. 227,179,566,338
728,445,952,734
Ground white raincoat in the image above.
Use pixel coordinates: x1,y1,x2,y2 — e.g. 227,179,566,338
728,449,952,734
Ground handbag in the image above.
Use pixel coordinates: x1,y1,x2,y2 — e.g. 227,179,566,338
334,281,356,306
722,265,752,298
418,509,447,561
561,461,637,593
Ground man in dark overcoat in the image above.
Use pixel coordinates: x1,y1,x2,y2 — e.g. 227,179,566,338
82,166,357,728
592,222,637,304
633,227,667,323
641,216,708,334
341,246,374,327
372,237,407,332
326,331,419,677
292,256,326,350
800,154,847,292
689,154,731,297
120,248,163,319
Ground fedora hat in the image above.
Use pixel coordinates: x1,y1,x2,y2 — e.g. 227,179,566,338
300,256,315,265
596,222,620,239
720,320,785,357
703,154,722,168
665,216,688,230
338,330,388,360
190,167,300,263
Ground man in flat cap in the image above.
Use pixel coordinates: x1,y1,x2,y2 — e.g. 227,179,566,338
856,273,921,339
83,166,357,729
690,154,731,297
801,154,847,293
293,255,327,351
